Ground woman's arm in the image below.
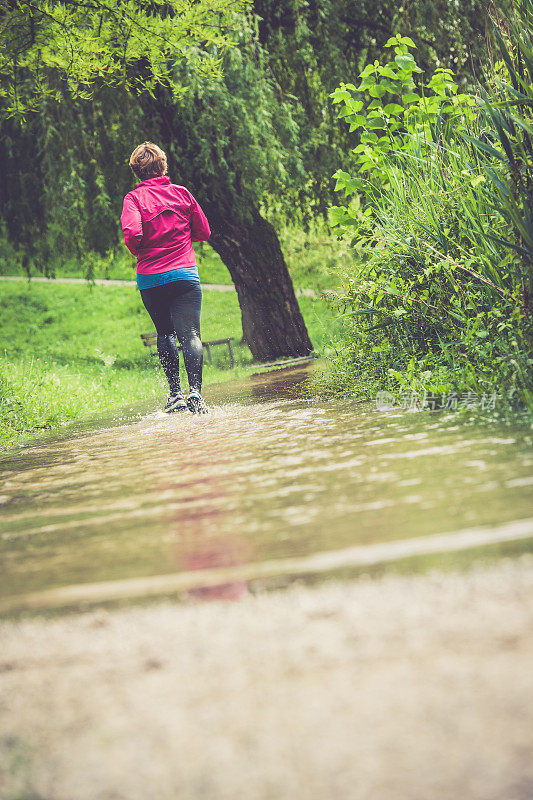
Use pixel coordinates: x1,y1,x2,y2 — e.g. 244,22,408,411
189,192,211,242
120,194,143,254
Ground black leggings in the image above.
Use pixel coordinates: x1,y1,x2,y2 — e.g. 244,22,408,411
140,280,203,394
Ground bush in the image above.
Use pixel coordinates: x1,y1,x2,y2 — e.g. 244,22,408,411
325,7,532,412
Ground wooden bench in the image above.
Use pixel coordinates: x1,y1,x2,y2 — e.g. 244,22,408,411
140,332,235,368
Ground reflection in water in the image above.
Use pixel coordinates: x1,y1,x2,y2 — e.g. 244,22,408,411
249,364,313,402
164,438,250,602
0,364,532,611
182,544,249,601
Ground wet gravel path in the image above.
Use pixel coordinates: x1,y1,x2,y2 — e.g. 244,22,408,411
1,557,532,800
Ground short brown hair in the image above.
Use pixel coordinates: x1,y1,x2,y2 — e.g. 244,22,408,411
129,141,167,181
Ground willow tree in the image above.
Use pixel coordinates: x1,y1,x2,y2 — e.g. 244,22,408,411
1,0,313,360
139,20,313,359
0,0,245,259
0,0,242,277
0,89,143,276
0,0,241,119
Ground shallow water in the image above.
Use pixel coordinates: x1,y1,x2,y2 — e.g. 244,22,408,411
1,365,532,612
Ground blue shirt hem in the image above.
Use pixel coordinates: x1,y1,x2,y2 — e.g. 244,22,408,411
137,265,200,290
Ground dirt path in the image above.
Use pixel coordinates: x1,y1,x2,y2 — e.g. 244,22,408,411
1,557,532,800
0,275,316,296
0,274,236,291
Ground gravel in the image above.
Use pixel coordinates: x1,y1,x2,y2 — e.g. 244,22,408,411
1,557,532,800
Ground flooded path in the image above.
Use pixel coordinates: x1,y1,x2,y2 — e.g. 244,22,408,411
1,365,533,800
1,365,531,613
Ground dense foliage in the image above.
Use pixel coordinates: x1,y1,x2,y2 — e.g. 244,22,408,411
255,0,506,222
0,0,248,274
0,0,243,118
326,1,532,411
0,0,504,270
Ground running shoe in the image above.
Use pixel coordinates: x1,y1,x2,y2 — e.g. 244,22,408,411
186,390,208,414
164,392,187,413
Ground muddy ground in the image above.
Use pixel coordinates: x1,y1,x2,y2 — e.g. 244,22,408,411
1,557,532,800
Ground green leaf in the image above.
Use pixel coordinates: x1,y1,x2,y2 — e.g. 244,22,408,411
361,131,378,143
329,206,352,226
378,66,397,79
481,163,511,196
348,115,367,129
369,84,387,98
394,54,416,70
330,89,352,103
359,64,376,78
332,170,352,182
336,105,354,119
380,80,400,94
366,116,386,129
349,99,364,113
383,103,404,116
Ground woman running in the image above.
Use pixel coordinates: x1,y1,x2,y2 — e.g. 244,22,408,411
121,141,210,414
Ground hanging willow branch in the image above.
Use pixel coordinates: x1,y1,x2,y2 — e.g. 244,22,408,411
0,0,249,119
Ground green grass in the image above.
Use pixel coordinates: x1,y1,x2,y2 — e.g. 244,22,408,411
0,283,245,366
0,283,245,449
0,282,341,448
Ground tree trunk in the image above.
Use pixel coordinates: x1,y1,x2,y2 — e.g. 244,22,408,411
149,92,313,361
205,205,313,361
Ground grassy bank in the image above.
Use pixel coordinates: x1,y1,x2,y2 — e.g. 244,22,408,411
0,281,341,448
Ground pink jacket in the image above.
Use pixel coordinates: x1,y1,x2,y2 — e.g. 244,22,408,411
120,176,211,275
